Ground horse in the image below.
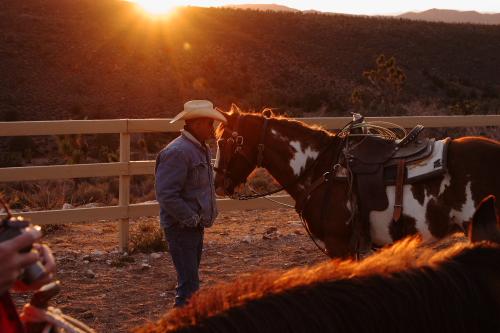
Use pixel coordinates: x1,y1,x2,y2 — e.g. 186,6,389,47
213,107,500,258
135,195,500,333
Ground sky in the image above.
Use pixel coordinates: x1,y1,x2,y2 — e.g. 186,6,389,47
133,1,500,15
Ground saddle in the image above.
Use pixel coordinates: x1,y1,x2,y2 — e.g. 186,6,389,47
346,125,434,213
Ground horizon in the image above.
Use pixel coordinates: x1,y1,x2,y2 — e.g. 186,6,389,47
126,1,500,16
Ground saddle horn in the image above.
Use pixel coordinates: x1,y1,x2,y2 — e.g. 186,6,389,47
262,108,273,118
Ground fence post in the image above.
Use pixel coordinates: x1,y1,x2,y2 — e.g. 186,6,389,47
119,129,131,252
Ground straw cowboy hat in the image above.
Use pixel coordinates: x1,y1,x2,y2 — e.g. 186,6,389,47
170,100,227,124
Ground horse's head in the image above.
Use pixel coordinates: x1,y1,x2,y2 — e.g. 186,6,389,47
469,195,500,243
214,105,271,196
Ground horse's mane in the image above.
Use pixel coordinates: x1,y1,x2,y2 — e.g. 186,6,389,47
215,109,334,140
135,237,500,333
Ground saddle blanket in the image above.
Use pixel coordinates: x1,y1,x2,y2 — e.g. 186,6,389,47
403,138,449,183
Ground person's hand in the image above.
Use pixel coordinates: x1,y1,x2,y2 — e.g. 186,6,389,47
13,243,56,292
0,227,41,294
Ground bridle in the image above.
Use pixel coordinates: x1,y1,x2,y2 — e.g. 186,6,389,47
214,113,274,199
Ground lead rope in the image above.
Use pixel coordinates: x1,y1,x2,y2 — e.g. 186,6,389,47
246,184,295,208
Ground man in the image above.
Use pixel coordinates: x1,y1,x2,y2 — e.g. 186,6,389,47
155,100,227,308
0,227,56,332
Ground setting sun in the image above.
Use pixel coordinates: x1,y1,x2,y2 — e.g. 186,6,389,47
130,0,185,16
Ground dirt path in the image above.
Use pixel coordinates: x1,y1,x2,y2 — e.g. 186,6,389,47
12,208,327,332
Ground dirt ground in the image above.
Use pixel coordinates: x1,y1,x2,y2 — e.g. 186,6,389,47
12,208,327,332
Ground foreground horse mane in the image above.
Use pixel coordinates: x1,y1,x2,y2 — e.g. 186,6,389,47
136,235,499,333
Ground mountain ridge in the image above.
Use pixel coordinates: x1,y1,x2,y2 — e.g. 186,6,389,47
223,3,299,12
221,4,500,25
398,8,500,25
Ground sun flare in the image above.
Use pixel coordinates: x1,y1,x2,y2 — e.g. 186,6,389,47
131,0,184,16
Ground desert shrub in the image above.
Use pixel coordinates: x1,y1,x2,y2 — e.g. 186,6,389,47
56,134,88,164
98,145,119,163
2,181,74,211
245,168,281,193
71,180,117,206
351,54,406,114
448,100,480,115
8,137,36,155
0,152,23,167
142,132,176,154
129,220,167,253
0,178,126,212
131,175,155,203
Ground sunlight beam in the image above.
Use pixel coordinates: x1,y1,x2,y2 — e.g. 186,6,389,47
130,0,183,17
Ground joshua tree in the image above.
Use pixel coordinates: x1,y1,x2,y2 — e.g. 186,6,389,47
351,54,406,114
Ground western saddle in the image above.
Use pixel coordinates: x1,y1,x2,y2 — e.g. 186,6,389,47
342,116,439,253
294,114,443,256
346,124,434,216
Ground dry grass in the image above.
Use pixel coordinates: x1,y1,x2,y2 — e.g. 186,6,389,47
0,179,120,211
129,219,168,254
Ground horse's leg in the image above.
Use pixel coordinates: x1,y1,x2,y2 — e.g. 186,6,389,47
323,183,355,258
350,209,372,256
301,179,355,258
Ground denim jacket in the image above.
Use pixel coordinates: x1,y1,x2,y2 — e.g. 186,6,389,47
155,130,218,229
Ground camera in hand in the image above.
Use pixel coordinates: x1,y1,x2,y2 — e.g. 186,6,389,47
0,216,46,284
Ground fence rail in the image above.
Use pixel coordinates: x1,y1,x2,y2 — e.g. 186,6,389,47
1,115,499,251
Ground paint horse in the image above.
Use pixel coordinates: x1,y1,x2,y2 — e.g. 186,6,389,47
214,107,499,258
135,195,500,333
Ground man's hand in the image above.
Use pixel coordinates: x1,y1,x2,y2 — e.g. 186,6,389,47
13,243,56,292
0,227,41,294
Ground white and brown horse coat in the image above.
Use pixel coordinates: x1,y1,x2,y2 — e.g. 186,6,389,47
214,111,499,257
373,136,499,244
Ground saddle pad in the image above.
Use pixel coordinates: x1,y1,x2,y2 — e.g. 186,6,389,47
403,137,449,183
335,138,450,183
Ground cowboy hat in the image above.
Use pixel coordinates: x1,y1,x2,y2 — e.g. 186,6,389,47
169,100,227,124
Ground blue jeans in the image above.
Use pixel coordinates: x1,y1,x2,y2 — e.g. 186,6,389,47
164,225,204,307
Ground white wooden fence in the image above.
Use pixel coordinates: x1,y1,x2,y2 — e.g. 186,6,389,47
1,115,498,251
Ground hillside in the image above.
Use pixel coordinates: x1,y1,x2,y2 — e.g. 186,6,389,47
399,8,500,25
223,4,300,12
1,0,499,121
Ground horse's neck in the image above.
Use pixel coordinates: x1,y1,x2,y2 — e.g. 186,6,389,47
262,120,332,199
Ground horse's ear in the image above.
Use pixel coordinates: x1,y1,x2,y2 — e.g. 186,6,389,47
468,195,500,244
262,108,273,118
229,103,241,115
216,107,230,120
